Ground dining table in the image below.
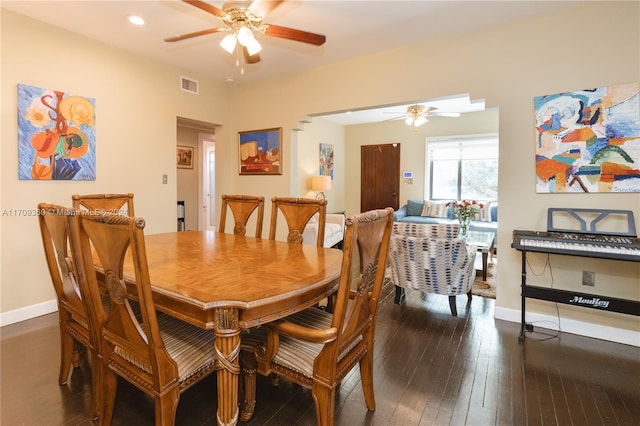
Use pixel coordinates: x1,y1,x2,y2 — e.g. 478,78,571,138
113,230,343,425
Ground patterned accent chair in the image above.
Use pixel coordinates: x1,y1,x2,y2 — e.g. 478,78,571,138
388,222,477,316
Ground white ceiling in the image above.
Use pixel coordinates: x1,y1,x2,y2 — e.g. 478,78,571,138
2,0,579,124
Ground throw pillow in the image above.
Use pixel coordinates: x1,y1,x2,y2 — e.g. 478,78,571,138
421,201,448,218
477,202,492,222
406,200,424,216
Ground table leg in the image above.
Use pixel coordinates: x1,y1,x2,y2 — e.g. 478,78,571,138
482,251,488,281
214,308,241,426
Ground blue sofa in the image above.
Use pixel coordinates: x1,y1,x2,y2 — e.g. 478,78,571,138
393,200,498,240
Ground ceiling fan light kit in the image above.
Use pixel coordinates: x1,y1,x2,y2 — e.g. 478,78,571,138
402,104,461,127
220,26,262,56
166,0,326,74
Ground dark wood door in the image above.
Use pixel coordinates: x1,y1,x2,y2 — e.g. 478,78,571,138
361,143,400,212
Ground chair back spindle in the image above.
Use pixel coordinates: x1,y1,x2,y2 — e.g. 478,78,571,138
219,194,265,238
269,197,327,246
72,193,134,217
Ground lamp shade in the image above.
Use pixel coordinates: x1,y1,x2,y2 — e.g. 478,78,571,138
310,175,332,191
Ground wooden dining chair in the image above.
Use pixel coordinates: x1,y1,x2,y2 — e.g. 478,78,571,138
269,196,327,246
37,203,102,420
68,212,219,426
240,207,394,425
219,194,265,238
72,193,134,216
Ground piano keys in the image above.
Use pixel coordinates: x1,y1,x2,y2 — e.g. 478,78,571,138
512,230,640,261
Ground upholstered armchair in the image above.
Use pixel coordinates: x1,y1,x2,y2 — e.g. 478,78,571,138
388,222,477,316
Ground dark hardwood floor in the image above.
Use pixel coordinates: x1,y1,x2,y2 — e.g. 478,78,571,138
2,284,639,425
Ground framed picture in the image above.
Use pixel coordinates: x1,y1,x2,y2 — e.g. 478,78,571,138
177,145,194,169
534,82,639,193
239,127,282,175
319,143,334,179
18,83,96,180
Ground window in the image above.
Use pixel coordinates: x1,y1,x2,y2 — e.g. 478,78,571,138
427,134,498,201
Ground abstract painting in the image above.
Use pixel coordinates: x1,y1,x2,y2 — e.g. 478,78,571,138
18,83,96,180
239,128,282,175
320,143,334,179
534,82,639,193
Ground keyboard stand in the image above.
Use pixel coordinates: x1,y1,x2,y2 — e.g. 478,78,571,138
514,208,640,342
517,250,640,342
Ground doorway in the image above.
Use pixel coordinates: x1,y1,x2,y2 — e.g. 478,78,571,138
360,143,400,212
200,138,215,231
176,117,218,231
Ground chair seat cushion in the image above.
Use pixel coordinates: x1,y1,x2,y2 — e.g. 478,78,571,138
158,313,217,381
115,313,216,382
243,307,360,378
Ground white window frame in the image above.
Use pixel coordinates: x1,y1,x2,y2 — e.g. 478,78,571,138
425,133,499,201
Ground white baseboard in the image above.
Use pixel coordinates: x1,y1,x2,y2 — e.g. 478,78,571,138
0,299,58,327
494,306,640,347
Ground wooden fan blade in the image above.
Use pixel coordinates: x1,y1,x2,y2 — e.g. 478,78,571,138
164,28,226,42
263,24,326,46
243,46,261,64
250,0,285,17
183,0,225,17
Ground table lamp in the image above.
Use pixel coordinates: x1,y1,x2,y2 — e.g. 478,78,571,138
310,175,332,200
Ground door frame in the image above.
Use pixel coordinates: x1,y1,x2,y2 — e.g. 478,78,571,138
198,134,215,231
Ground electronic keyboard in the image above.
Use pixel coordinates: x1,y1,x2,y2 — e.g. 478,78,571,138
512,230,640,261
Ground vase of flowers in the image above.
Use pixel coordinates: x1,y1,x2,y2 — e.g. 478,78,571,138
448,200,483,240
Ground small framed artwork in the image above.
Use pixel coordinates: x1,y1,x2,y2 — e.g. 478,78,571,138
239,127,282,175
177,145,194,169
319,143,334,179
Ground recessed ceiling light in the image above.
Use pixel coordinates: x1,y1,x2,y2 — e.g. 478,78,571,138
128,15,146,26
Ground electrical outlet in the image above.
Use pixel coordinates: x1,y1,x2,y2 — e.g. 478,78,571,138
582,271,595,286
162,174,168,184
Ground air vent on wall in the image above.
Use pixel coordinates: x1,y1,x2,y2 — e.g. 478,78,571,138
180,76,199,94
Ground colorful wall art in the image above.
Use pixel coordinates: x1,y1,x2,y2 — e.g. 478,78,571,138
18,83,96,180
319,143,334,179
239,128,282,175
534,82,639,193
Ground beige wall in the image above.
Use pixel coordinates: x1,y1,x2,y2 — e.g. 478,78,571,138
226,1,640,344
1,10,232,320
2,3,639,344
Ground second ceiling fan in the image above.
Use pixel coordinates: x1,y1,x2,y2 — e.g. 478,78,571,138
165,0,326,69
389,105,461,127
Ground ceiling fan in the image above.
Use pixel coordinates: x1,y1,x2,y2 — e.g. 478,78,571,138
165,0,326,71
389,104,461,127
